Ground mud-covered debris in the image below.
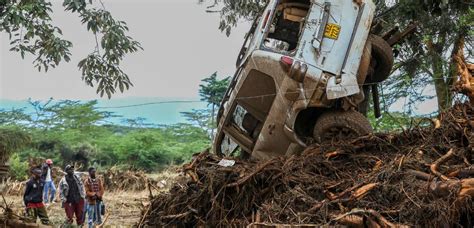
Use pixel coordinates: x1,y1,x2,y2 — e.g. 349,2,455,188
140,102,474,227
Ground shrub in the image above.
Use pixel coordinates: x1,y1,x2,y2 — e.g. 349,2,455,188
9,153,29,181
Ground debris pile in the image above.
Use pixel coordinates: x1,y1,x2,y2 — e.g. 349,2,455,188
5,166,158,194
4,179,25,196
140,103,474,227
103,167,154,192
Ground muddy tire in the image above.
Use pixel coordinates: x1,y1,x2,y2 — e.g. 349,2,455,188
365,34,394,84
357,41,372,85
313,110,373,142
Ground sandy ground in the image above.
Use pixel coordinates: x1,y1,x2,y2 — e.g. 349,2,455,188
1,169,181,227
3,190,150,227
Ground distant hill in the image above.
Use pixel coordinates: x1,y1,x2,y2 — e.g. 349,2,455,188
0,97,207,125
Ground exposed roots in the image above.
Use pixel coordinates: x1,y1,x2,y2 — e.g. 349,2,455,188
140,103,474,227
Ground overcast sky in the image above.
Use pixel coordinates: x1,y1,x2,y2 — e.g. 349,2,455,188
0,0,439,117
0,0,249,101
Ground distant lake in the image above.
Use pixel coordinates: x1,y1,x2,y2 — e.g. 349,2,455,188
0,97,207,125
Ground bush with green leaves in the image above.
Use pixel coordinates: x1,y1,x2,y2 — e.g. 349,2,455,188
8,153,29,181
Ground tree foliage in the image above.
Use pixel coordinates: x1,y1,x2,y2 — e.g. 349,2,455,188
0,100,210,174
199,0,266,36
29,99,113,130
0,0,142,98
199,72,231,108
181,108,212,134
0,108,31,125
198,72,230,135
8,153,29,180
0,127,31,163
378,0,473,112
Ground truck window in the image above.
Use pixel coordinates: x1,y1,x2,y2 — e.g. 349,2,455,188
220,134,240,156
231,105,263,140
264,0,310,52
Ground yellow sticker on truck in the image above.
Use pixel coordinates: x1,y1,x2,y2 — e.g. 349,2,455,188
324,23,341,40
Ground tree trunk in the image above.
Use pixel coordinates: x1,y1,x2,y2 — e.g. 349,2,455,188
433,75,451,111
428,31,466,112
448,34,465,87
427,40,452,111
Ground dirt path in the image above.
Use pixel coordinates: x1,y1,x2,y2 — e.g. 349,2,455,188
4,190,148,227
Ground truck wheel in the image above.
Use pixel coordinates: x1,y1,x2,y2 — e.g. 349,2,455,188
365,34,394,83
313,110,373,142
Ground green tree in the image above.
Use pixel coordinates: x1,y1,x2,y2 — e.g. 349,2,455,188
379,1,473,112
181,108,212,137
2,99,211,172
19,100,113,167
198,72,230,136
8,153,29,180
122,117,155,128
28,99,113,130
0,127,30,154
0,0,142,98
0,127,30,178
0,108,31,126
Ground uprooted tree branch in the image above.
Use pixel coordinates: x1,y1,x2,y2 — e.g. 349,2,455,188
140,99,474,227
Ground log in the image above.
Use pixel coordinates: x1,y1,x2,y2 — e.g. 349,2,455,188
352,183,378,200
333,208,409,228
430,149,455,181
226,159,277,187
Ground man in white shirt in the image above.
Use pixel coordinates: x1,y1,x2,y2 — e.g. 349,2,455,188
41,159,56,204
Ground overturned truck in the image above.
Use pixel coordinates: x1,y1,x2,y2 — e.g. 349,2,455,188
214,0,412,160
139,0,474,227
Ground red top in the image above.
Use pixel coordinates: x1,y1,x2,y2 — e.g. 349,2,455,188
27,202,45,208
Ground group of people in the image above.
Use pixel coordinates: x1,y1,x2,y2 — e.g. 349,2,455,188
23,159,105,227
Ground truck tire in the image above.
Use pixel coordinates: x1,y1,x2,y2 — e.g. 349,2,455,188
313,110,373,142
357,41,372,85
365,34,394,83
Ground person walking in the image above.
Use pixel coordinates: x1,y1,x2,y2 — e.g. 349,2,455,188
59,165,86,226
84,167,105,228
23,168,50,225
41,159,56,204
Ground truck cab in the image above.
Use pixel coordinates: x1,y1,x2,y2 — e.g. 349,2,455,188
214,0,393,160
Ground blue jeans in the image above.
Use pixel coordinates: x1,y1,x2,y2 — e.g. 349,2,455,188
86,201,102,228
43,181,56,203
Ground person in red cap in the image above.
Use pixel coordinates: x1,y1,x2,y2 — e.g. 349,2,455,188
41,159,56,204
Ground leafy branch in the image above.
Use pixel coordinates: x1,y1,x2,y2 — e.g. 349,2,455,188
0,0,142,98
